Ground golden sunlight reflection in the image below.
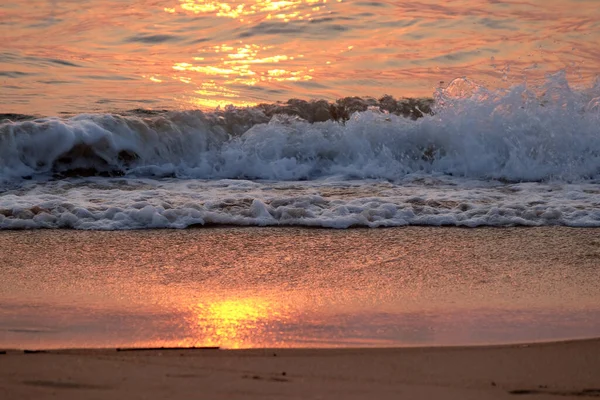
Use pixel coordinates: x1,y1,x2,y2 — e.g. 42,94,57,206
185,297,291,348
171,43,313,108
174,0,330,21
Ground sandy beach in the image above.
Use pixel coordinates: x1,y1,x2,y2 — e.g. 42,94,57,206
2,0,600,398
1,339,599,399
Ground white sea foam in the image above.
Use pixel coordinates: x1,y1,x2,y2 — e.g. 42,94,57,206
0,177,598,229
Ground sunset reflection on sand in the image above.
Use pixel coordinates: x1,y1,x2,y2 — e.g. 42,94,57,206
185,297,291,348
1,228,600,349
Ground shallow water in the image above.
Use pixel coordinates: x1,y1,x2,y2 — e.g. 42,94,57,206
2,0,599,114
1,228,599,349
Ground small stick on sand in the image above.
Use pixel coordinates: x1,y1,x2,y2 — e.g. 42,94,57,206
116,346,220,352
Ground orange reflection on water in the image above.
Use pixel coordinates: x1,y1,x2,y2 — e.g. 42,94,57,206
3,0,600,115
185,297,291,348
172,42,312,108
2,228,600,349
175,0,327,21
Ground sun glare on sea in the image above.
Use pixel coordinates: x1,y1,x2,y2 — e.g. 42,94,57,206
169,43,313,108
172,0,329,21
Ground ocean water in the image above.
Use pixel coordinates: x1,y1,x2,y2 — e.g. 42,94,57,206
2,0,600,113
1,0,600,230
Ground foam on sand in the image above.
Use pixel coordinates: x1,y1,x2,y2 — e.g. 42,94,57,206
0,177,598,229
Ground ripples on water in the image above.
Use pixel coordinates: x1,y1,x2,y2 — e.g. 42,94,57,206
1,0,599,114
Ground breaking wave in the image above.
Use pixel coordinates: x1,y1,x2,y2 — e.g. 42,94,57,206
1,73,600,230
1,73,599,185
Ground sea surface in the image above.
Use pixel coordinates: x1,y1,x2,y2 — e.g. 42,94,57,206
2,0,600,113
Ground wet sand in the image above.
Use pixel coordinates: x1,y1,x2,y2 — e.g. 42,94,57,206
1,227,600,349
1,339,599,399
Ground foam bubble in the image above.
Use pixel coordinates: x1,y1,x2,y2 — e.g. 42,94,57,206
0,177,598,229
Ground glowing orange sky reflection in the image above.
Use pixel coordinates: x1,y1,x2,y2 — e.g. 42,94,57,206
182,297,292,348
174,0,330,21
168,43,314,108
2,0,599,115
1,228,599,349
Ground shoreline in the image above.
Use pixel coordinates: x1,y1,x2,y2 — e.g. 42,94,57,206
3,335,600,353
2,338,599,399
2,223,600,230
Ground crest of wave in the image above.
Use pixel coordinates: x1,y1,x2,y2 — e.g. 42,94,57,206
1,71,599,182
424,71,600,181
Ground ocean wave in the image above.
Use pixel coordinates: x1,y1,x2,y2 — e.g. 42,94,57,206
1,74,600,185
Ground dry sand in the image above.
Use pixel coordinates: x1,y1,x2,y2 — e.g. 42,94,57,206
1,339,599,400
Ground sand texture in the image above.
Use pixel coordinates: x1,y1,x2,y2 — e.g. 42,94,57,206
2,227,600,349
1,339,599,399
